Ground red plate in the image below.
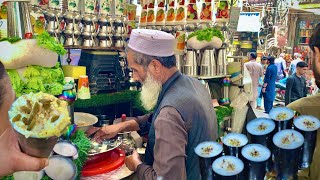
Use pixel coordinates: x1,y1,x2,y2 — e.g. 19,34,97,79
82,148,125,177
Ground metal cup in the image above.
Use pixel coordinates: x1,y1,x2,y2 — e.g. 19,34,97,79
195,141,223,180
15,131,58,158
269,107,295,133
273,129,304,180
293,115,320,169
222,133,248,160
246,118,275,172
241,144,271,180
212,156,244,180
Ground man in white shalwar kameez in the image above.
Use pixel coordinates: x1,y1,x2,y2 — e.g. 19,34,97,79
245,52,264,108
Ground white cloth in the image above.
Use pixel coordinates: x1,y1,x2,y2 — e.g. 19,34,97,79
128,29,175,57
245,61,264,102
289,58,303,75
275,57,287,70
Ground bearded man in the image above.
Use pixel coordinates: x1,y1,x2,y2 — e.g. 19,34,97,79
87,29,218,180
287,23,320,180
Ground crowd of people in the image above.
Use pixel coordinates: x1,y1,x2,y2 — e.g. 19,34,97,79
246,50,318,113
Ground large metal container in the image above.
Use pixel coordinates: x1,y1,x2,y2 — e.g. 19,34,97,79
200,49,216,76
7,0,33,38
183,50,198,76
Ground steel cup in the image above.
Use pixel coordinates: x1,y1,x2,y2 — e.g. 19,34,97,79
269,107,295,133
273,129,304,179
293,115,320,169
15,131,58,158
222,133,248,160
241,144,271,180
246,118,275,172
195,141,223,180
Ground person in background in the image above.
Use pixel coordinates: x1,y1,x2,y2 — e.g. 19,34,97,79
287,23,320,180
256,56,268,110
245,52,264,108
0,61,48,177
285,61,308,106
289,53,303,75
87,29,218,180
262,56,278,113
275,53,287,81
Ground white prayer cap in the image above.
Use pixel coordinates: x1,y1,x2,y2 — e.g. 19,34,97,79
280,53,285,57
128,29,175,57
294,52,299,56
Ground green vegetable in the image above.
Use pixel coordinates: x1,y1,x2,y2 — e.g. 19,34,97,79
36,31,67,55
0,37,21,43
41,176,51,180
6,69,24,97
1,176,14,180
6,63,65,97
214,105,233,137
71,130,91,179
188,28,225,42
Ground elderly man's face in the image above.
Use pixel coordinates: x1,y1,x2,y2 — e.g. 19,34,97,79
127,50,147,83
127,50,162,111
311,47,320,88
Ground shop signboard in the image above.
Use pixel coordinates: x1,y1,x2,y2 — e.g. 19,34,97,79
247,0,268,4
237,12,260,32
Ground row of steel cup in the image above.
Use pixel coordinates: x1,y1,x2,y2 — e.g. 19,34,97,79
195,107,320,180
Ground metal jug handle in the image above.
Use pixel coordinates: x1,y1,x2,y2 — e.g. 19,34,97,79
108,34,113,44
110,20,114,34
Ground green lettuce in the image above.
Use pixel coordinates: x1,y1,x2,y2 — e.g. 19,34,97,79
188,28,225,42
0,36,21,43
36,31,67,55
6,63,65,97
6,69,24,97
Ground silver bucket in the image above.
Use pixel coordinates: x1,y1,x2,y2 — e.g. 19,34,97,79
7,0,33,39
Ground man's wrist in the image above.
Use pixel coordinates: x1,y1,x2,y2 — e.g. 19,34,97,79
134,161,143,171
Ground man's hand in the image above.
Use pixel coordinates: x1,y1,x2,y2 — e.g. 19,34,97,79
125,151,142,171
86,124,122,143
262,87,266,93
0,128,48,177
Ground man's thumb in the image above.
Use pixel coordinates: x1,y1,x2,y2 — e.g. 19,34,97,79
13,153,49,172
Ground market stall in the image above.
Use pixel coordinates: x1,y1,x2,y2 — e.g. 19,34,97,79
0,0,319,179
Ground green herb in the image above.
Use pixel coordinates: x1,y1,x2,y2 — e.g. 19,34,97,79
36,31,67,55
0,37,21,43
71,130,91,179
187,28,225,42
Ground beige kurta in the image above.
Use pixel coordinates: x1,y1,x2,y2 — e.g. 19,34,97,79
245,60,264,106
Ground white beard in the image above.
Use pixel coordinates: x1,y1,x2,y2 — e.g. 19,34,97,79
140,73,162,111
